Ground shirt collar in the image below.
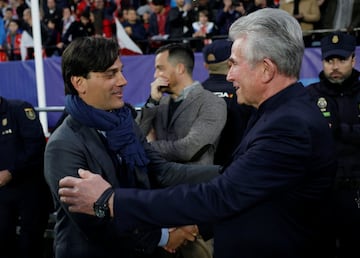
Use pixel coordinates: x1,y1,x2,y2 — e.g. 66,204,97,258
174,81,199,102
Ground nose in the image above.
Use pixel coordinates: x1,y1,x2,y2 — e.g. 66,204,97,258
329,59,342,69
331,61,339,69
116,72,127,87
154,69,159,79
226,67,234,82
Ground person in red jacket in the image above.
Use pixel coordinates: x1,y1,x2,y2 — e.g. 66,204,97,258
5,19,22,60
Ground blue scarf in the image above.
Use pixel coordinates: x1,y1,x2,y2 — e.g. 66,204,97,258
65,95,149,173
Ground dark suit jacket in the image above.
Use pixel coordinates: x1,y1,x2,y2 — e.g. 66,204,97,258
113,83,337,258
44,115,220,258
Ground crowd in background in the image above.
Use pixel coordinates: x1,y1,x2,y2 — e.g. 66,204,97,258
0,0,359,61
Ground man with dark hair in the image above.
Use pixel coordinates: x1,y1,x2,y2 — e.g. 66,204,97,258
306,32,360,258
45,36,220,258
138,43,227,166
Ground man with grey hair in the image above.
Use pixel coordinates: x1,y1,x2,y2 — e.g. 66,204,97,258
58,8,336,258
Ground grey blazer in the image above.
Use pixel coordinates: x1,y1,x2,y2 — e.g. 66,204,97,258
139,82,227,165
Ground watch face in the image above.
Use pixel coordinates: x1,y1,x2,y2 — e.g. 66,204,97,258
94,204,108,218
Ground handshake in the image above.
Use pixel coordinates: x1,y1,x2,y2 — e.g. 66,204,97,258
59,169,210,255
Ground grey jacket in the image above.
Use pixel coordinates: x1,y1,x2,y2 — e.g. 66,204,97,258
139,82,227,165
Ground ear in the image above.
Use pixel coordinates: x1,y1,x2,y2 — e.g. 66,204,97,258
70,76,86,95
351,55,356,67
262,58,276,83
204,63,209,70
176,63,185,74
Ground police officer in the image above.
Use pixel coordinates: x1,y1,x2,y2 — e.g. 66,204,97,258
306,32,360,258
0,96,51,258
202,39,253,166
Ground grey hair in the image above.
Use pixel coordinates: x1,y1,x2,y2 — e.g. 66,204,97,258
229,8,304,78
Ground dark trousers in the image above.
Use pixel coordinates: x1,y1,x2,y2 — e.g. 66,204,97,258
0,181,51,258
333,188,360,258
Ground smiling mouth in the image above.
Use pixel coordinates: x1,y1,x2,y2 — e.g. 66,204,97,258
112,92,123,98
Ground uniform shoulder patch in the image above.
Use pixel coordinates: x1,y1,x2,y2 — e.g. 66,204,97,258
2,118,7,126
24,108,36,120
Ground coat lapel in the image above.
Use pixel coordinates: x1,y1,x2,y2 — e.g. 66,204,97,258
74,120,120,187
168,84,202,128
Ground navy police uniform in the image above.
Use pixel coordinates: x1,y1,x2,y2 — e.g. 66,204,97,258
202,39,253,166
0,97,51,258
306,32,360,258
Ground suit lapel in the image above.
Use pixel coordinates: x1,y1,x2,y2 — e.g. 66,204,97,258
76,124,120,187
168,85,202,128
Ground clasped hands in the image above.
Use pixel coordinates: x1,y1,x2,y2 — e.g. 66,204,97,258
164,225,199,253
59,169,200,253
0,169,12,187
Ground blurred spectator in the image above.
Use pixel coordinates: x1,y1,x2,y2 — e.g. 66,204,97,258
215,0,244,35
44,18,61,57
7,0,18,20
333,0,360,30
140,9,151,33
43,0,63,32
21,8,48,59
122,7,148,52
16,0,28,22
192,0,216,22
0,14,5,44
0,0,9,17
137,0,152,17
192,9,216,51
3,7,13,32
148,0,170,38
91,0,116,38
60,10,94,47
245,0,276,14
279,0,320,46
166,0,195,40
316,0,360,31
5,18,21,60
123,7,146,39
74,0,91,19
148,0,170,52
67,0,80,16
21,8,48,42
59,6,76,38
279,0,320,31
117,7,128,23
0,15,6,61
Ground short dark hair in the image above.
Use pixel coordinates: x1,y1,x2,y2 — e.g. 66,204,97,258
155,43,195,75
62,37,120,95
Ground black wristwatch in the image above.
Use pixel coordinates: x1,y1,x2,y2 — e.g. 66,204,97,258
93,187,114,219
145,97,160,108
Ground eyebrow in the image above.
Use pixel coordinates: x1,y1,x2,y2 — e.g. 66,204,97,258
105,65,122,73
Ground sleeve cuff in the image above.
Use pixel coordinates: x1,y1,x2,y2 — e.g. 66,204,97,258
158,228,169,247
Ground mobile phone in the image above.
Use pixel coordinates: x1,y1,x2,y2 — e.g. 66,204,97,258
158,85,169,90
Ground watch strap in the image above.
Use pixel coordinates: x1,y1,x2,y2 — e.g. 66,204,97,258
145,96,160,108
95,187,114,206
93,187,114,218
